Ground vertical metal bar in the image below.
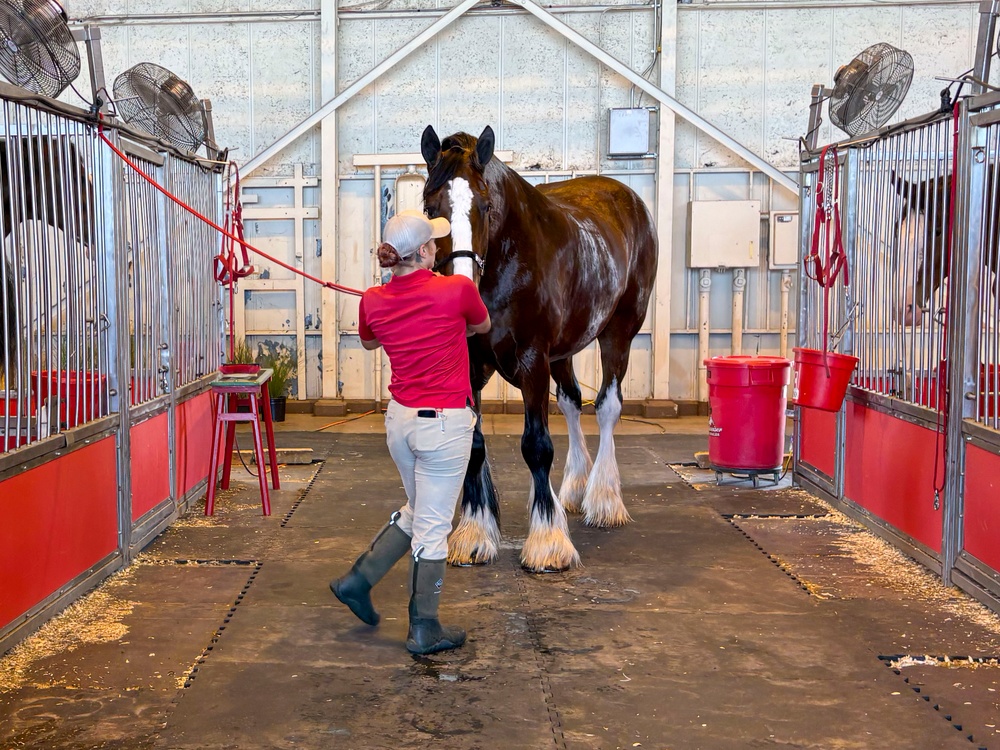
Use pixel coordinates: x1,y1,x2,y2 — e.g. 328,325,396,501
972,0,999,95
19,113,43,437
842,149,859,357
793,162,813,482
158,155,178,505
4,101,24,447
101,127,132,562
944,102,984,584
987,125,1000,429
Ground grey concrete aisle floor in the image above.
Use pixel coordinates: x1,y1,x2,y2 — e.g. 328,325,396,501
2,414,1000,750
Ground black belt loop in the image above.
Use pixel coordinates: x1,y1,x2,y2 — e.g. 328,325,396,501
417,409,436,418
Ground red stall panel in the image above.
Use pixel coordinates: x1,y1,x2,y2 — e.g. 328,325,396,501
963,444,1000,572
0,438,119,630
175,391,215,500
130,413,171,521
844,402,943,553
799,407,838,478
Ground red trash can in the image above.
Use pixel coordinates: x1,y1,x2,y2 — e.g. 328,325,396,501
704,355,791,472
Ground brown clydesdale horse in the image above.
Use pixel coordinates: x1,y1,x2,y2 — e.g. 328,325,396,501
892,169,1000,326
421,125,658,572
2,136,94,376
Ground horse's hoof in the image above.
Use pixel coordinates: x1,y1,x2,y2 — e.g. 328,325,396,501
582,508,632,528
448,511,501,566
449,550,496,567
581,491,632,528
519,543,581,573
520,561,575,574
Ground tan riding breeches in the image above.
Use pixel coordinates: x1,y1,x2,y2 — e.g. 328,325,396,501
384,399,476,560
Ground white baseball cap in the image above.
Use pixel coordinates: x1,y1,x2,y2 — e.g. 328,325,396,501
383,209,451,258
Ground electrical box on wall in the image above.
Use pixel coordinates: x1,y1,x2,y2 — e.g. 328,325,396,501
687,200,761,268
608,108,655,158
395,171,426,213
769,211,799,269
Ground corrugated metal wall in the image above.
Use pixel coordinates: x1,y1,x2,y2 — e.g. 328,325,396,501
67,0,986,402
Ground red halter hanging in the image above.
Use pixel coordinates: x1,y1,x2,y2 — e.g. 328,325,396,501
214,163,255,285
214,163,255,363
806,145,849,289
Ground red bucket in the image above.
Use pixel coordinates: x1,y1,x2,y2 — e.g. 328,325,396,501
704,355,791,472
793,347,859,412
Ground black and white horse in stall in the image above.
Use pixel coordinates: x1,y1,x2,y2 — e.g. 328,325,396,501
1,136,94,378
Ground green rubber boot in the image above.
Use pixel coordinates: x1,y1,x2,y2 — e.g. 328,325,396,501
331,512,411,626
406,551,466,655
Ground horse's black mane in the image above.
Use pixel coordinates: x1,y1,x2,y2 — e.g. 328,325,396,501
424,132,485,194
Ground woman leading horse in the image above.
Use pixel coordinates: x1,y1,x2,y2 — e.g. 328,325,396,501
420,125,657,573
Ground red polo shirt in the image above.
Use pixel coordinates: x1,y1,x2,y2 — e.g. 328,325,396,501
359,269,489,408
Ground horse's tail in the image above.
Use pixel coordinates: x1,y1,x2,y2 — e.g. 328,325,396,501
2,257,15,377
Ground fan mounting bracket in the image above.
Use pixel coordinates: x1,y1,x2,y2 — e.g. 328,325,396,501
71,24,109,113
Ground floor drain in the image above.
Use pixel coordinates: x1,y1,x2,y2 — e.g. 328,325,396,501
722,513,831,520
878,655,996,749
281,461,324,527
725,517,817,598
180,561,263,689
170,559,258,566
880,654,1000,669
511,558,568,750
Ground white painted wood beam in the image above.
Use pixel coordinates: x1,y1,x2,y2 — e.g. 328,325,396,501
242,0,482,177
511,0,798,196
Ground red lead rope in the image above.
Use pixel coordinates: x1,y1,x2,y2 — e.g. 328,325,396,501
96,122,363,298
805,145,851,372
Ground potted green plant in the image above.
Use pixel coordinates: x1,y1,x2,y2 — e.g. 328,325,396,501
262,349,296,422
222,337,260,375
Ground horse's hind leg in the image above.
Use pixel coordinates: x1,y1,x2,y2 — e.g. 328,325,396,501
448,405,502,566
520,354,580,572
581,329,633,528
551,358,592,514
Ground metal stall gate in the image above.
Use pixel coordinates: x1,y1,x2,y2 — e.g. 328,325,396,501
0,86,222,653
948,92,1000,610
796,97,1000,609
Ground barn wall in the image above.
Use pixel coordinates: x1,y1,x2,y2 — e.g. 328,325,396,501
67,0,985,402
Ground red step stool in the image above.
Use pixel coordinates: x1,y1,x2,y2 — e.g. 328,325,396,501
206,368,280,515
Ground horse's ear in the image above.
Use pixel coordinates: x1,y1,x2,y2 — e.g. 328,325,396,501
421,125,441,167
890,170,922,209
476,126,495,169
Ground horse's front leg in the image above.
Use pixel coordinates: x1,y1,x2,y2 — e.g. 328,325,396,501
520,357,581,572
448,403,502,565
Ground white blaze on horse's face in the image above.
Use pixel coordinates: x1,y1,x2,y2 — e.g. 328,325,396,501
448,177,475,280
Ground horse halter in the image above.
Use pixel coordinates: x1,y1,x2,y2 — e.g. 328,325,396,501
432,250,484,274
806,145,849,289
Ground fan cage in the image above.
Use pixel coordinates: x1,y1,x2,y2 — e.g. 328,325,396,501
829,42,914,137
113,62,207,153
0,0,80,98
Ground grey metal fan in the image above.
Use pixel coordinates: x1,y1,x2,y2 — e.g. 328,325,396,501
113,62,207,152
0,0,80,98
829,43,914,137
804,43,914,150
